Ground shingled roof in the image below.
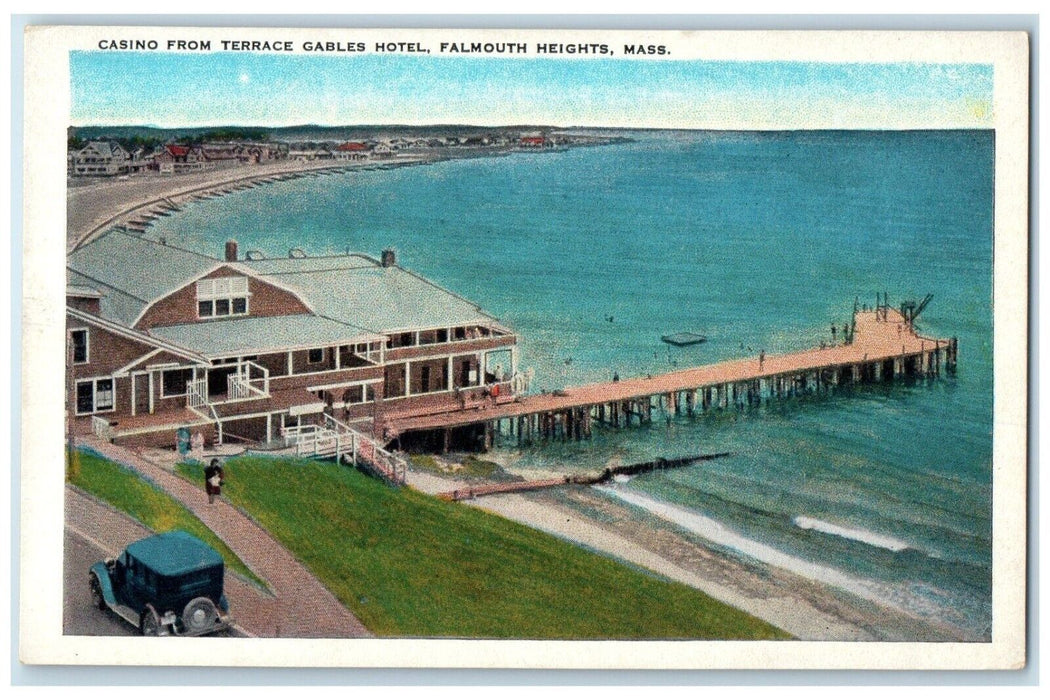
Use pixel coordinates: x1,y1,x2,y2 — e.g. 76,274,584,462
243,254,502,333
68,232,506,343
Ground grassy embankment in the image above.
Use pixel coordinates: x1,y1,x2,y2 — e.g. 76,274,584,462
68,450,266,589
177,454,790,640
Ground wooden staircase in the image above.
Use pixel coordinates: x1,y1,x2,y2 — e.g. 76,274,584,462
283,414,406,486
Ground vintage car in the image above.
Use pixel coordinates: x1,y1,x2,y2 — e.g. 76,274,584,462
89,530,231,636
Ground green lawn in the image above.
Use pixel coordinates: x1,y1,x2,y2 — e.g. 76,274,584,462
69,449,267,589
177,454,790,640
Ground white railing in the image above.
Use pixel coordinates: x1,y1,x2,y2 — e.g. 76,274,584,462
187,378,209,409
325,414,407,486
355,343,383,365
282,415,406,486
226,360,270,401
91,415,115,441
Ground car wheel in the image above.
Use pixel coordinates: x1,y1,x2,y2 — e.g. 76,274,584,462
140,605,161,636
89,574,105,611
181,597,219,635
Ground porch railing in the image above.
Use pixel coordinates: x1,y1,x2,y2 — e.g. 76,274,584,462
227,361,270,401
187,378,209,409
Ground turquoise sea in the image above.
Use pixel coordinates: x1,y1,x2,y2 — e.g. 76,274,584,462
148,130,994,640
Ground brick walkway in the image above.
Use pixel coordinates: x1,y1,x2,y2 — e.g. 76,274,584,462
77,437,372,638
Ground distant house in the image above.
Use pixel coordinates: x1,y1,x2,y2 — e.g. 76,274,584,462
198,144,242,169
289,146,335,161
128,147,157,173
334,142,370,161
72,141,132,176
66,232,520,449
519,135,546,148
238,143,286,163
154,143,248,174
155,144,205,174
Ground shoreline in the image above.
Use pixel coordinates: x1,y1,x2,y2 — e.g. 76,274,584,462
68,156,431,252
405,463,972,642
66,143,584,252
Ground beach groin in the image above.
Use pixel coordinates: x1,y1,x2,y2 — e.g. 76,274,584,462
437,451,733,501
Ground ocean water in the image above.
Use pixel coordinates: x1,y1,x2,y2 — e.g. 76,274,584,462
147,130,994,639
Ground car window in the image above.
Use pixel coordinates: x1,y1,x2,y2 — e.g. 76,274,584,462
177,571,213,594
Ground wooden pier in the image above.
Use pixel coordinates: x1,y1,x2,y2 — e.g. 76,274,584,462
383,307,957,450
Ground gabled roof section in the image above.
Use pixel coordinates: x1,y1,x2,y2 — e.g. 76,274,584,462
68,231,222,326
242,253,502,333
164,144,190,157
78,141,128,159
67,305,208,365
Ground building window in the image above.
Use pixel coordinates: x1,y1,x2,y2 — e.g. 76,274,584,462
308,348,325,364
75,377,114,414
70,329,89,364
197,276,249,319
343,385,364,405
161,368,194,397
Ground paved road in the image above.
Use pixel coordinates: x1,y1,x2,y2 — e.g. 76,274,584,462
63,528,138,637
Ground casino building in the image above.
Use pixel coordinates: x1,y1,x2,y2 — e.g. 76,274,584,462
67,230,522,462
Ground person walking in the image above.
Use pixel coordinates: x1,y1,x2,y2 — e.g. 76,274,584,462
204,458,225,505
191,430,205,464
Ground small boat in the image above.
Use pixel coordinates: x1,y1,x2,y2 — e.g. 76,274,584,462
661,332,707,347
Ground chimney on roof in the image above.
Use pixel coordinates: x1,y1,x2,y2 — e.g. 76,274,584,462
381,249,397,267
225,240,238,262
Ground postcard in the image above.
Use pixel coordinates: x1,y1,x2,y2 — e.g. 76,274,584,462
19,25,1029,670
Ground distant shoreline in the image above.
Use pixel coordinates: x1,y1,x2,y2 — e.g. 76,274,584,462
69,154,440,252
67,141,616,252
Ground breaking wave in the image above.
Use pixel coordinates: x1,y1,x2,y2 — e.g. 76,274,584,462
793,515,911,552
594,484,935,617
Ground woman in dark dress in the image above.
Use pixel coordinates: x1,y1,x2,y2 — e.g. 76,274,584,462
204,458,225,504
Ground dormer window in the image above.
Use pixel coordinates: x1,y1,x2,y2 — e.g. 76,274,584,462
197,276,249,318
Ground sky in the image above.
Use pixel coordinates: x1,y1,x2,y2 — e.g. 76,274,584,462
70,52,994,130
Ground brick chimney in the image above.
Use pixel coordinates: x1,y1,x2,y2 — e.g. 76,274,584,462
225,240,238,262
381,249,397,267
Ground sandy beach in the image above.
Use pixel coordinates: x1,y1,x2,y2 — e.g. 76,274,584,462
406,463,969,642
67,154,443,251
